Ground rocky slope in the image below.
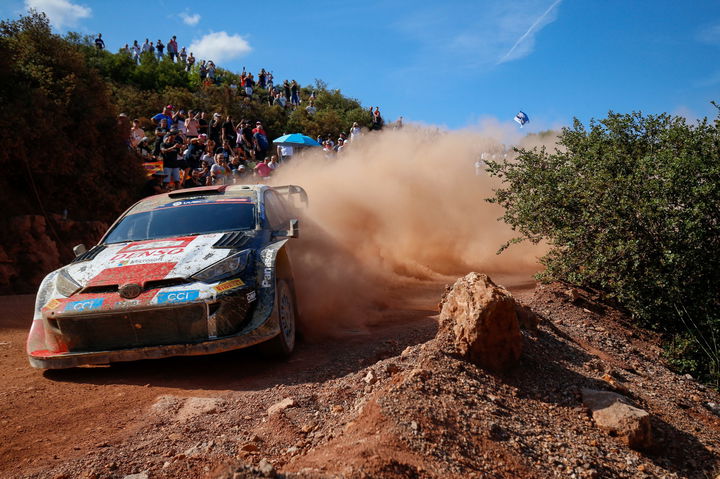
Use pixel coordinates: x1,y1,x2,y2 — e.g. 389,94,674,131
8,278,720,479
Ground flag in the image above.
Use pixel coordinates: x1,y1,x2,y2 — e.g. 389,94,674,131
514,111,529,127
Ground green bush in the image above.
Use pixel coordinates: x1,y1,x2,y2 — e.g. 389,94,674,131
487,108,720,383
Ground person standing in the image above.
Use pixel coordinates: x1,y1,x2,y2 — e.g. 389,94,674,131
277,142,293,163
252,122,269,162
179,47,188,65
208,113,223,146
156,39,164,59
290,80,300,106
350,122,361,142
197,112,209,136
130,119,145,150
283,80,291,103
186,52,195,71
185,111,200,139
131,40,141,64
167,35,178,62
160,130,182,188
94,33,105,50
152,105,174,128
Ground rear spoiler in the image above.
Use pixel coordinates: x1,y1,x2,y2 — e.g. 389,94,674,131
273,185,309,208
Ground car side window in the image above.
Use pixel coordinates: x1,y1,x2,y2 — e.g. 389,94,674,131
264,191,290,230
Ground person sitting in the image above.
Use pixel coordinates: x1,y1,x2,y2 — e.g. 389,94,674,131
182,169,204,188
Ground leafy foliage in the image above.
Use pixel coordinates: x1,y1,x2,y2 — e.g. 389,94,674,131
486,109,720,383
0,12,146,222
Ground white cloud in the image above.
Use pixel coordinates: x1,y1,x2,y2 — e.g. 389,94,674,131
25,0,91,30
179,12,201,26
188,31,251,63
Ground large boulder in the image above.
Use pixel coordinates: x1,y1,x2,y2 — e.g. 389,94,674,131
439,273,522,372
581,388,653,450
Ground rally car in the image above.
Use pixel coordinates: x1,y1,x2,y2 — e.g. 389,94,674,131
27,184,307,369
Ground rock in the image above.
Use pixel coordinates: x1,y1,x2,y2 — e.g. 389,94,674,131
363,370,378,385
581,389,653,450
566,288,581,301
176,397,223,422
705,402,720,417
439,273,522,371
258,458,275,477
123,472,149,479
331,405,344,413
239,442,259,453
267,397,295,416
514,302,541,331
385,363,402,375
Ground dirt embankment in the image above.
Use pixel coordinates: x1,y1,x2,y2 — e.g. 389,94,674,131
1,278,719,479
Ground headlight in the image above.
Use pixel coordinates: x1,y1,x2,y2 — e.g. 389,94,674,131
191,250,252,283
55,269,81,297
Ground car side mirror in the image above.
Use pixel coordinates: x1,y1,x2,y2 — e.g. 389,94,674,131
287,219,299,238
73,244,87,257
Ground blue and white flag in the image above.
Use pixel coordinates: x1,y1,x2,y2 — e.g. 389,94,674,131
514,111,529,127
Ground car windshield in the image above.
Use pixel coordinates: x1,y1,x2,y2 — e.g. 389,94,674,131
104,199,256,243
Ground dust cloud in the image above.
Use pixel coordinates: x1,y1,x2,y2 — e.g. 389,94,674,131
268,125,549,336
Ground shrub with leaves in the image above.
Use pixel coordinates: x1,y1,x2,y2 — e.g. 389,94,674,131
486,108,720,383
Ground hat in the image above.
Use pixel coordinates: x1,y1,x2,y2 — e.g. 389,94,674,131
199,133,208,139
169,128,179,134
179,109,186,114
213,112,221,117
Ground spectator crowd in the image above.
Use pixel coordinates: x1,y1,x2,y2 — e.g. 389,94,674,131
98,33,397,197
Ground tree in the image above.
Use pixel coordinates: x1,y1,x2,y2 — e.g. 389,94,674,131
486,108,720,383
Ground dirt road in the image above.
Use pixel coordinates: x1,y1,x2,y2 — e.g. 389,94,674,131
0,273,534,478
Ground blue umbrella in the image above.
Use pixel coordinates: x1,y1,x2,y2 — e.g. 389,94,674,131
273,133,321,147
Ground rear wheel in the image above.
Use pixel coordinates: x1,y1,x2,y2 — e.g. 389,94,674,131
261,279,296,357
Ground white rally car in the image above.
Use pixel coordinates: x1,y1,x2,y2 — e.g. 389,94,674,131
27,184,307,369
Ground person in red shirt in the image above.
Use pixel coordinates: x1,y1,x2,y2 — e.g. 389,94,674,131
254,157,272,180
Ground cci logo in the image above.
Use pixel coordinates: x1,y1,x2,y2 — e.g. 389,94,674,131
64,298,104,312
156,290,199,304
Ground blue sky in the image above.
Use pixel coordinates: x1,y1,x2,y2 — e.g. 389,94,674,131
2,0,719,132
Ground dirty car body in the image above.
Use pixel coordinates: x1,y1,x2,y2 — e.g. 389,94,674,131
27,184,307,369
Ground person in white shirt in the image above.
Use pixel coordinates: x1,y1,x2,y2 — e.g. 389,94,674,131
350,122,361,142
277,143,293,163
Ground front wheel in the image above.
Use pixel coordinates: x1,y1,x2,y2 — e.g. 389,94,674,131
261,279,296,357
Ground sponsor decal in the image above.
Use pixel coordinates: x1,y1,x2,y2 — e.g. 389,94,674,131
123,240,188,252
260,249,277,267
112,237,195,261
214,278,245,293
156,290,199,304
43,299,61,311
64,298,104,312
114,300,140,309
86,263,176,288
261,267,273,288
111,248,185,262
246,291,257,302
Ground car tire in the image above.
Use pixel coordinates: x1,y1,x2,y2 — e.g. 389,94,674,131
261,278,296,357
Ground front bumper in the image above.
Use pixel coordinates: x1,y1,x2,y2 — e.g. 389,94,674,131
28,286,279,369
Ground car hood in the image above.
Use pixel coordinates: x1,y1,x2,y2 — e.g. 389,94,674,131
64,234,236,287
